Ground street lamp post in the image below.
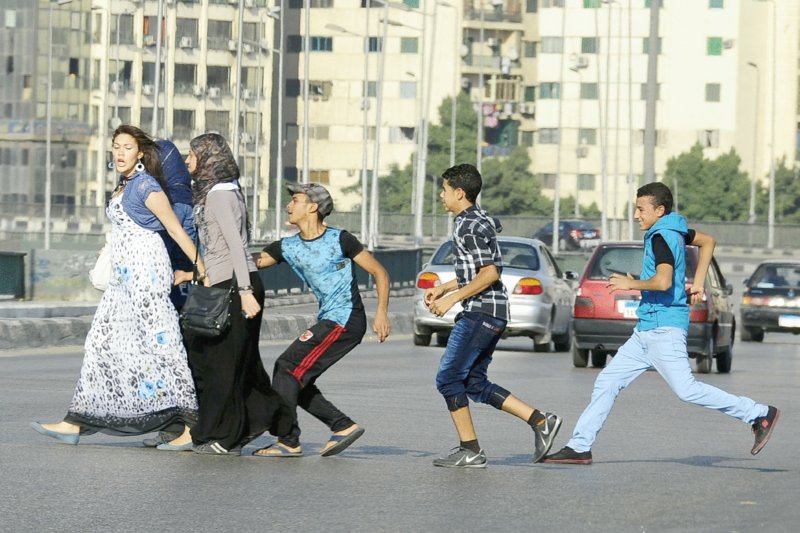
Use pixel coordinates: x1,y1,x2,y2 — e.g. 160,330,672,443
552,6,567,254
369,2,390,250
46,0,73,250
232,0,245,162
476,2,485,175
274,1,285,237
150,0,164,136
324,17,372,245
302,0,311,184
763,0,776,248
747,61,760,224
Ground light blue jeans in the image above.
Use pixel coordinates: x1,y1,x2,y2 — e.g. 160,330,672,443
567,327,768,452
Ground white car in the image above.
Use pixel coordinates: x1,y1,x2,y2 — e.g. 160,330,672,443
413,237,576,352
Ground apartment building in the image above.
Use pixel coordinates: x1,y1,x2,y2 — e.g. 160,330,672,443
0,0,94,226
530,0,798,219
5,0,797,233
278,0,459,211
86,0,279,212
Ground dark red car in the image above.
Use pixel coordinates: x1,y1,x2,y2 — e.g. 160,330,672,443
571,241,735,373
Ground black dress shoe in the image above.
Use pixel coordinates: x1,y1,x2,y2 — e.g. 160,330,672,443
542,446,592,464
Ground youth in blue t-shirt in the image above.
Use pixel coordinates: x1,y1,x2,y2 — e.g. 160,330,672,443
544,182,779,465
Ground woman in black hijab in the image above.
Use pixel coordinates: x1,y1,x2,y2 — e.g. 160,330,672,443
170,133,293,455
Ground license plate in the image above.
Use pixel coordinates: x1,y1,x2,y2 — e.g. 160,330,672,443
778,314,800,327
580,239,600,249
617,300,639,318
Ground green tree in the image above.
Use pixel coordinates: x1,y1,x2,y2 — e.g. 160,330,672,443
772,159,800,222
663,144,751,221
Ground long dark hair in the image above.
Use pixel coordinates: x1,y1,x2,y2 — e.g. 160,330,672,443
112,125,169,200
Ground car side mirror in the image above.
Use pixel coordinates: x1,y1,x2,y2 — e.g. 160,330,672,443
563,271,579,281
742,278,749,286
725,282,733,295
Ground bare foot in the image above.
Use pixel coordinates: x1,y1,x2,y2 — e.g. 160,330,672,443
166,425,193,446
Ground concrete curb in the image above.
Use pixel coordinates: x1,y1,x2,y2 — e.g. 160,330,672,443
0,312,415,351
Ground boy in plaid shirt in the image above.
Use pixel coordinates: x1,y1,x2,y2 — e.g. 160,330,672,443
424,164,562,468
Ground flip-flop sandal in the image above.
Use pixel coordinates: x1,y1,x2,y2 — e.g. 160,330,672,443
320,427,365,457
253,442,303,457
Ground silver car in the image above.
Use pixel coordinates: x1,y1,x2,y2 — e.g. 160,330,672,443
413,236,576,352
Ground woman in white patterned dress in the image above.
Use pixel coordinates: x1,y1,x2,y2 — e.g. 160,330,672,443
31,125,204,447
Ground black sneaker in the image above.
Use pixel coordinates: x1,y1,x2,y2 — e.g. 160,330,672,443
542,446,593,465
432,446,487,468
751,405,780,455
532,412,562,463
193,442,242,456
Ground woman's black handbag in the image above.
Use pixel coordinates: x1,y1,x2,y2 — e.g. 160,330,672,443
179,239,233,338
180,283,233,337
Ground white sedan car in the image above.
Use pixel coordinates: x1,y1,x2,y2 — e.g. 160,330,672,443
413,237,576,352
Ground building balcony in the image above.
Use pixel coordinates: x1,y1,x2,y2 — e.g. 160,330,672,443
462,55,521,75
464,6,522,29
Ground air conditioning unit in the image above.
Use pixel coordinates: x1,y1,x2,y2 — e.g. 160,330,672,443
228,0,238,4
207,86,221,98
110,81,122,93
242,43,254,54
144,35,156,47
519,102,535,115
143,84,154,96
486,37,497,48
228,39,238,52
576,146,588,158
242,88,252,100
574,55,589,69
241,132,252,144
723,39,735,49
244,0,255,7
179,36,193,49
192,84,204,96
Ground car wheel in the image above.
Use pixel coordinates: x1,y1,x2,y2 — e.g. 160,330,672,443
696,354,713,374
591,350,607,368
436,333,449,347
749,327,764,342
413,333,432,346
553,331,571,352
740,326,752,342
716,344,732,373
572,344,589,368
533,340,551,352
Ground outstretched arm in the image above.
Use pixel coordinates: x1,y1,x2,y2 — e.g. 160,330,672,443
353,250,391,342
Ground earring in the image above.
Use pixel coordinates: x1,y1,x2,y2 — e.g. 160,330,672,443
134,158,145,173
107,161,114,170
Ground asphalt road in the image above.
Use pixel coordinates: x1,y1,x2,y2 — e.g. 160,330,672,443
2,324,798,532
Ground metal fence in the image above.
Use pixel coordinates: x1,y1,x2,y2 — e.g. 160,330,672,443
4,206,800,250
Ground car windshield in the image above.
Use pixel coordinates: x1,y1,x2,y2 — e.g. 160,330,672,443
429,241,540,271
588,245,698,281
748,264,800,288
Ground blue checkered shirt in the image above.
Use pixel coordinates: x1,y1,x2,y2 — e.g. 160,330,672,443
451,205,509,321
